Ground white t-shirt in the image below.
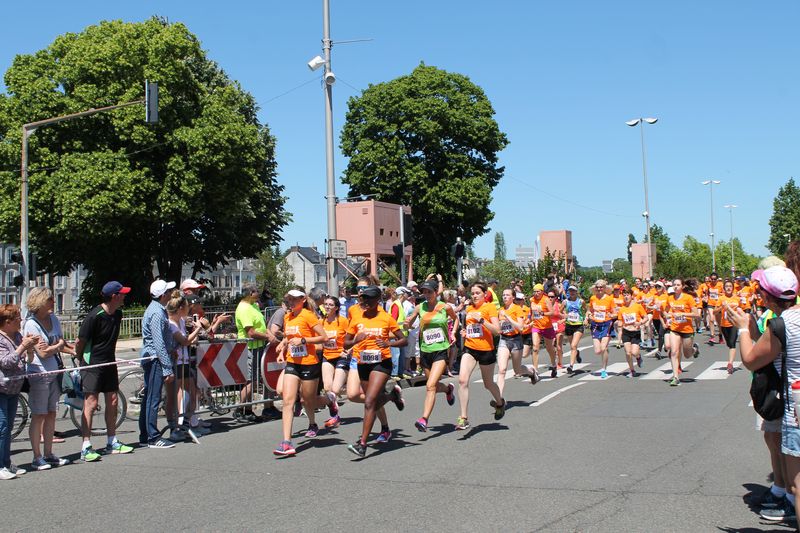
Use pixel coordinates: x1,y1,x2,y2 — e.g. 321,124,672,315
23,314,63,374
170,317,190,365
774,308,800,426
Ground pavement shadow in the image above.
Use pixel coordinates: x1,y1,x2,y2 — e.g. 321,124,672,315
295,436,346,453
742,483,772,513
717,527,788,533
418,424,457,442
457,422,508,441
505,399,535,409
350,437,420,461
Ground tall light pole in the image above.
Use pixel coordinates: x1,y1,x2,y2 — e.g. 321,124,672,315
723,204,737,277
702,180,721,272
626,117,658,279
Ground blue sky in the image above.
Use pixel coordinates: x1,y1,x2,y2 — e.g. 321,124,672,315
2,1,798,266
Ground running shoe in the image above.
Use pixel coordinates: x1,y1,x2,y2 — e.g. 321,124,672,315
44,454,69,467
305,424,319,438
566,366,573,375
375,430,392,443
105,440,133,454
415,417,428,432
189,425,211,436
455,416,470,430
557,364,564,369
494,398,506,420
148,438,175,449
550,366,557,379
669,376,680,387
628,370,637,378
8,464,26,476
576,354,583,363
0,467,16,480
600,370,608,379
390,384,405,411
760,497,796,522
273,440,296,457
31,457,52,471
727,362,734,374
693,343,700,358
530,368,540,384
637,355,643,368
445,382,456,406
326,391,339,417
759,488,783,509
80,447,101,462
324,415,341,429
348,440,367,458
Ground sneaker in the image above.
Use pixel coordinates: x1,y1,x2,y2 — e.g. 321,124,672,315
390,384,405,411
760,497,797,522
273,440,296,457
557,364,564,369
727,363,734,375
81,446,101,461
391,375,402,381
189,425,211,436
326,391,339,417
494,398,506,420
148,438,176,449
375,430,392,443
415,417,428,432
305,424,319,438
169,429,187,442
347,440,367,458
324,415,341,429
627,370,637,378
576,354,583,364
693,343,700,358
9,464,27,475
669,376,680,387
0,467,16,480
445,383,456,406
44,454,69,467
31,457,52,471
600,370,608,379
455,416,470,430
759,488,784,509
637,355,643,368
566,366,573,375
106,440,134,454
531,369,540,384
550,366,557,379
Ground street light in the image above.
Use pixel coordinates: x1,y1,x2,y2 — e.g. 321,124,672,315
702,179,721,272
723,204,737,276
626,117,658,279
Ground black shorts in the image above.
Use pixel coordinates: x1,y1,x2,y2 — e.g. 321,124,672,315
464,347,496,366
420,349,448,369
174,363,195,379
721,326,738,349
323,355,351,371
621,330,641,345
356,358,392,381
522,334,533,346
565,324,584,337
284,362,322,381
670,330,694,339
80,365,119,394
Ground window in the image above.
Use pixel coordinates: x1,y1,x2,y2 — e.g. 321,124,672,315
5,248,12,264
225,275,232,288
235,275,240,288
56,294,64,313
7,294,14,305
379,228,384,236
6,271,15,287
56,276,65,289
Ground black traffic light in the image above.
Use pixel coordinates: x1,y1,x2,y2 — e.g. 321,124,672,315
392,243,404,263
145,80,158,124
452,241,465,259
402,212,413,245
9,249,23,264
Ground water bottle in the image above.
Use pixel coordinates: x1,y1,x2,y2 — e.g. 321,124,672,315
793,381,800,426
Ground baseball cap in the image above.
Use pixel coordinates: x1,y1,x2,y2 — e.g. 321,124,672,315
150,279,177,298
567,285,578,292
180,279,206,291
359,285,382,299
515,291,525,300
185,294,201,305
655,281,665,288
751,267,798,300
287,289,305,298
396,286,412,296
667,286,675,294
419,280,438,292
101,281,131,297
406,280,418,288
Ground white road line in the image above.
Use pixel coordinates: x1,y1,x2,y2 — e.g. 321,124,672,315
474,344,594,383
748,400,754,407
640,360,694,380
530,382,586,407
695,361,741,380
538,363,592,382
578,362,632,381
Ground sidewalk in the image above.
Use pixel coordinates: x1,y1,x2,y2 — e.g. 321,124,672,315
116,337,142,359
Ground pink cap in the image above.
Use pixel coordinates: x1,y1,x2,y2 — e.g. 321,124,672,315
752,267,798,300
180,279,206,291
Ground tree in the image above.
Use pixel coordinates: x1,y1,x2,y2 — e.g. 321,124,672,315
768,178,800,255
627,233,637,263
254,246,294,300
0,18,288,306
494,232,507,261
478,259,518,290
340,63,508,276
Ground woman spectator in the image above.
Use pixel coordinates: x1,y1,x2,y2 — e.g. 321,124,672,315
166,291,204,437
24,288,73,470
0,304,39,479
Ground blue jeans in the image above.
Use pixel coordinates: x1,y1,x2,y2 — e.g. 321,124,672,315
0,392,18,468
391,347,400,375
138,359,165,444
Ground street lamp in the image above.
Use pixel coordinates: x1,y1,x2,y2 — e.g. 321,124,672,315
723,204,737,276
702,179,721,272
626,117,658,279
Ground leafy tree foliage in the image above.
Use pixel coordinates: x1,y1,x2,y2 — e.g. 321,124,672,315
0,18,288,305
494,232,507,261
340,63,508,277
254,246,294,300
768,177,800,255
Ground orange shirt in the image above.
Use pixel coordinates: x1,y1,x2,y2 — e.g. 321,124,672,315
520,304,532,335
499,303,525,337
618,303,647,330
588,294,615,323
464,302,498,351
347,308,399,364
648,292,667,320
612,295,625,316
320,315,349,360
705,282,722,307
348,303,364,322
718,294,739,328
284,308,322,365
738,286,754,311
665,293,697,334
529,295,553,330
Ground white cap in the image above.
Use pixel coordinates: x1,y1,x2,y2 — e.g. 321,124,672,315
180,279,205,291
396,286,412,296
515,292,525,299
406,280,418,288
287,289,305,298
150,280,177,298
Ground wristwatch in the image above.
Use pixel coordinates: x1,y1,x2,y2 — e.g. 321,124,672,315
301,338,307,345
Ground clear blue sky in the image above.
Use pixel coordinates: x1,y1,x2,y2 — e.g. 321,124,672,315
2,1,798,266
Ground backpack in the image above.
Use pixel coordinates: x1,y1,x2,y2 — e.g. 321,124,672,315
750,317,787,421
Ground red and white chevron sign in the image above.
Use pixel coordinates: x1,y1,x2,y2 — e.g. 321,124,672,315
196,341,250,388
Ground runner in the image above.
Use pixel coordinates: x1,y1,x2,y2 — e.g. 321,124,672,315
517,292,534,372
529,283,558,379
647,281,669,358
663,279,700,386
403,280,458,431
737,276,755,315
494,288,537,398
561,285,586,374
611,285,625,349
587,280,616,378
714,279,740,374
704,272,723,344
455,282,505,430
549,289,566,369
344,286,407,457
320,296,348,429
617,288,650,377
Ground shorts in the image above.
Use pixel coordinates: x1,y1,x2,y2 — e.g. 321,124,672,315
522,334,533,346
590,321,614,340
80,365,119,394
621,330,641,345
463,347,496,366
565,324,584,337
323,355,351,371
781,419,800,457
531,327,557,340
669,330,694,339
756,413,782,433
420,349,448,369
284,362,322,381
721,326,738,349
498,335,523,352
174,363,195,379
27,375,60,414
356,358,392,381
554,322,565,334
247,346,266,381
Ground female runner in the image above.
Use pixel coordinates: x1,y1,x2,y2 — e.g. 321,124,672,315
587,280,616,379
561,285,586,374
714,279,740,374
320,296,347,428
529,284,558,379
617,288,649,377
662,279,700,386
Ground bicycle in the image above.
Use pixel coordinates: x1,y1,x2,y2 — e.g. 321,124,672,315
11,394,29,440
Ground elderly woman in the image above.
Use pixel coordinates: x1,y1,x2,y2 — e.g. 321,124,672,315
24,287,73,470
0,304,40,479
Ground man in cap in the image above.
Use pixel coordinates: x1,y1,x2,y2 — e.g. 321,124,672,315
180,278,206,295
235,284,273,421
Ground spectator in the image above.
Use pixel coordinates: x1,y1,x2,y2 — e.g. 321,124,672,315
24,287,73,470
185,294,230,339
139,279,178,449
180,278,206,296
166,291,205,436
0,304,39,479
74,281,134,461
235,285,274,422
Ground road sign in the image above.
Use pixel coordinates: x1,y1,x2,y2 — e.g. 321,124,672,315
602,260,613,273
196,341,249,388
329,239,347,259
261,343,285,392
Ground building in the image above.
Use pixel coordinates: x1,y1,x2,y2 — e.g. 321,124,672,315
183,259,259,300
284,246,327,291
514,246,535,268
539,230,574,272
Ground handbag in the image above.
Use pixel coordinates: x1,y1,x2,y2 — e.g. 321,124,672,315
750,317,787,421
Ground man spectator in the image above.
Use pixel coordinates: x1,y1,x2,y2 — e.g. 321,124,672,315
180,278,205,296
74,281,134,461
235,285,274,422
486,279,501,310
139,279,179,448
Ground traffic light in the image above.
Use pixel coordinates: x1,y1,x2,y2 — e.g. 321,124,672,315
145,80,158,124
9,248,24,287
402,213,413,246
392,243,404,263
452,241,465,259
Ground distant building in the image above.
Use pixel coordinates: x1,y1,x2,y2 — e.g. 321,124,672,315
183,259,258,300
539,230,574,272
515,246,535,268
285,246,328,292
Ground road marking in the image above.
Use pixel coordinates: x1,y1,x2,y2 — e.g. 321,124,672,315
579,362,631,380
695,361,741,380
539,363,592,381
475,344,594,383
530,382,586,406
640,360,694,380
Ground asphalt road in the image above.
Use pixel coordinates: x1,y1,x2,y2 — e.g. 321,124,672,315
5,334,789,532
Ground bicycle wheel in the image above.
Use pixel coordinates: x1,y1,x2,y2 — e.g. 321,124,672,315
118,368,145,421
12,394,29,439
69,392,128,435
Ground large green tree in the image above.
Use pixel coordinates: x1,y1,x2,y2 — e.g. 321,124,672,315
768,177,800,255
494,232,507,261
340,63,508,276
0,18,288,305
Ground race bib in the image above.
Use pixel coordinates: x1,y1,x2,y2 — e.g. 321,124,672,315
532,310,543,320
423,328,445,345
673,314,686,323
324,331,338,349
623,313,636,325
740,296,748,305
359,350,382,364
289,344,308,358
500,321,514,334
593,311,606,321
709,289,719,301
466,323,483,338
567,311,580,322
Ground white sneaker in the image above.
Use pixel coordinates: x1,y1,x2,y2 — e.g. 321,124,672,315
9,464,27,475
0,467,17,480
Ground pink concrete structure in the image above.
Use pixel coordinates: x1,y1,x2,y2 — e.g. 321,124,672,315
630,243,657,279
335,200,413,280
539,230,573,272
